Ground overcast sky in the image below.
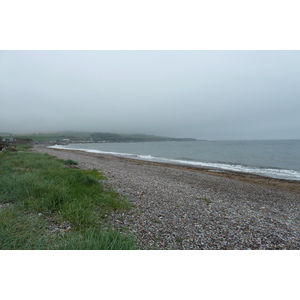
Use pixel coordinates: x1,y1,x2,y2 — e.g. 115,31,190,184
1,50,299,140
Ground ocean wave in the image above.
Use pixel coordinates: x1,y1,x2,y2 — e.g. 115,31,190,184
144,157,300,180
49,145,133,157
48,145,300,181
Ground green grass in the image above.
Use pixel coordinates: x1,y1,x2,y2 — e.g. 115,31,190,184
16,145,33,151
0,148,137,250
56,228,136,250
201,198,212,204
0,206,52,250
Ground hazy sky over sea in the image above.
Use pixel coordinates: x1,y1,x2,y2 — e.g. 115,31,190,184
1,50,300,140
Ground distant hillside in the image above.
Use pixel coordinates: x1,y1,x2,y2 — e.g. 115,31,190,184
7,132,91,143
90,132,198,142
8,131,198,143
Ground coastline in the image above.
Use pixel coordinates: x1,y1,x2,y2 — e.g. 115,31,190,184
48,139,300,182
34,144,300,249
45,145,300,193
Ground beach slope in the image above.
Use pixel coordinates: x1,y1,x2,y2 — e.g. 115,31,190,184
34,145,300,249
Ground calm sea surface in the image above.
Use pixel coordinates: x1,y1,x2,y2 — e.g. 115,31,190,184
50,140,300,181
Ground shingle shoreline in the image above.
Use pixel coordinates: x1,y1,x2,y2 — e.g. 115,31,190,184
34,145,300,250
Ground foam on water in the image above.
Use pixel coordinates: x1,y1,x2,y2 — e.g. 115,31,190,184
48,144,300,181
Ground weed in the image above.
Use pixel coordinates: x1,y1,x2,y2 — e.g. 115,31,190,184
201,198,212,204
150,218,162,224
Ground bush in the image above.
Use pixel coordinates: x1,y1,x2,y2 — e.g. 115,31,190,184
63,159,78,166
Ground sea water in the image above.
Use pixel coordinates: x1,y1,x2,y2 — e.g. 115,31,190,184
49,140,300,181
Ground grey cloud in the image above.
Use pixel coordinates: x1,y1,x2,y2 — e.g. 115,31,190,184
1,50,299,140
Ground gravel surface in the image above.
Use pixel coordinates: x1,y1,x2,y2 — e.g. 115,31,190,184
34,145,300,250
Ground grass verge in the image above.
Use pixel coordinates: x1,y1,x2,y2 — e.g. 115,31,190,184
0,147,137,250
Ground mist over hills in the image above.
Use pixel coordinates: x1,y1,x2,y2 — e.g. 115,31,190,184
3,131,198,143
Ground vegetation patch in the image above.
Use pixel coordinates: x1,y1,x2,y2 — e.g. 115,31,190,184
63,159,78,166
201,198,212,204
0,148,137,250
150,218,162,224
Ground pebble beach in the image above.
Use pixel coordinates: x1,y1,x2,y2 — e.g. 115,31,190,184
34,145,300,250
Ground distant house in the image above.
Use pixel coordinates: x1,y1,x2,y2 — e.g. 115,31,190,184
0,137,33,146
2,137,16,143
0,137,9,150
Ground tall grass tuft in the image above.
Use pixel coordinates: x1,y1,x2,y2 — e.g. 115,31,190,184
0,149,137,250
0,206,50,250
57,228,137,250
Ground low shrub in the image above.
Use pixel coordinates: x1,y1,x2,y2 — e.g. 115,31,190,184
63,159,78,166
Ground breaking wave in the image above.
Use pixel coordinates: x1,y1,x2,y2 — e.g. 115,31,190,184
48,144,300,181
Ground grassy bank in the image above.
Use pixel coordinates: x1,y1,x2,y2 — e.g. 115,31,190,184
0,146,137,250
